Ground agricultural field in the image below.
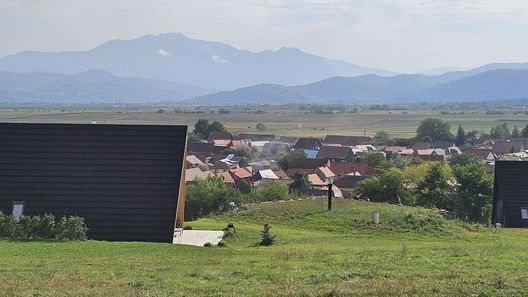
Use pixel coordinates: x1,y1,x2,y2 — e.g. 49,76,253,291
1,199,528,296
2,107,528,138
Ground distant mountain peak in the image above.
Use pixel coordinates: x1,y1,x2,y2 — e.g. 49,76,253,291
0,33,395,90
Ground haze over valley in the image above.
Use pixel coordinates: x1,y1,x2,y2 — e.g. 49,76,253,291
1,33,528,105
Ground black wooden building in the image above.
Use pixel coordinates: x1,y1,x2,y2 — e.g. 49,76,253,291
493,161,528,227
0,123,187,242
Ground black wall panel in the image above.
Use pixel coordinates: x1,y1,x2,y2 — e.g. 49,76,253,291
493,161,528,227
0,123,187,242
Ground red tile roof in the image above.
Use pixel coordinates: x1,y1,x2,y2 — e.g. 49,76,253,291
207,131,233,141
229,167,253,179
316,146,354,160
329,162,377,178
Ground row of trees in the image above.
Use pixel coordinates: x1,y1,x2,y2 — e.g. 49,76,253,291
373,118,526,148
356,155,492,223
490,123,528,139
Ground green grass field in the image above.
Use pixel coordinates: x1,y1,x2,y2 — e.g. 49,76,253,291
1,199,528,296
2,108,528,137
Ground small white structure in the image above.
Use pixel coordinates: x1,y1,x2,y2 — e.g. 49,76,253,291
173,230,224,247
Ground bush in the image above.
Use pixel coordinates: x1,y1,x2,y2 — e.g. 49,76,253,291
217,240,227,247
203,242,213,247
259,181,289,202
260,224,276,246
223,230,236,238
183,226,193,230
0,213,88,241
0,212,19,238
185,176,241,221
55,216,88,241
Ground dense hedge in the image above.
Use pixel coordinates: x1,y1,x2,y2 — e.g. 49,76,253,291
0,212,88,240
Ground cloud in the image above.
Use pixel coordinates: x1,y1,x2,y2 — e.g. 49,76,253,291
212,54,228,63
158,48,170,56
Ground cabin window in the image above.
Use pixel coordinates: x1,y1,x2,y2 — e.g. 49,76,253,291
521,208,528,220
12,201,25,221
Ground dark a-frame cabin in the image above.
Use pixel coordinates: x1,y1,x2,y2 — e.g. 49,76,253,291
493,161,528,227
0,123,188,242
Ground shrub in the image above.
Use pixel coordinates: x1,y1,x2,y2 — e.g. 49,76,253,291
223,230,236,238
259,181,289,202
217,240,227,247
185,176,241,221
260,224,276,246
18,215,42,239
203,242,213,247
55,216,88,241
0,213,87,241
183,226,193,230
0,212,19,238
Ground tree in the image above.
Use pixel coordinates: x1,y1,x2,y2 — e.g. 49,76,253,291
455,125,466,146
277,149,307,170
185,176,239,221
465,130,478,145
260,224,276,246
193,119,210,139
416,118,453,141
490,123,510,139
449,154,482,168
415,163,454,209
236,179,253,194
451,163,492,223
512,125,521,138
205,121,227,137
356,168,412,205
371,131,392,145
289,172,310,189
256,123,266,132
362,152,387,168
259,181,289,201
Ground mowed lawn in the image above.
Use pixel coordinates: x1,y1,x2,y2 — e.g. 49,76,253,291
2,109,528,138
1,199,528,296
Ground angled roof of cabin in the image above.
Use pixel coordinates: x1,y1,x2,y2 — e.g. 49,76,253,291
0,122,187,243
493,161,528,227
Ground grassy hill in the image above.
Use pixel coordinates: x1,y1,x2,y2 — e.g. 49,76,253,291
1,199,528,296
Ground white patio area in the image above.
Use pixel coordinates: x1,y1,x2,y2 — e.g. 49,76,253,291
173,230,224,247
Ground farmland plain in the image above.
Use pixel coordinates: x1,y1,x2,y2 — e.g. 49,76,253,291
2,108,528,138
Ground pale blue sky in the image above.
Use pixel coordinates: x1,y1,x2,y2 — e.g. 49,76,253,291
1,0,527,73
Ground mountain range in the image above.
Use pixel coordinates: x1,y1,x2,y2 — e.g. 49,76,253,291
0,69,211,104
0,33,393,91
1,32,528,105
195,68,528,105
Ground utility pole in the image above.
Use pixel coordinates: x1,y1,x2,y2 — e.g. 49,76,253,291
327,176,334,211
327,183,333,211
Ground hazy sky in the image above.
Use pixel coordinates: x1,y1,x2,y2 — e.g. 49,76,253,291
1,0,527,73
